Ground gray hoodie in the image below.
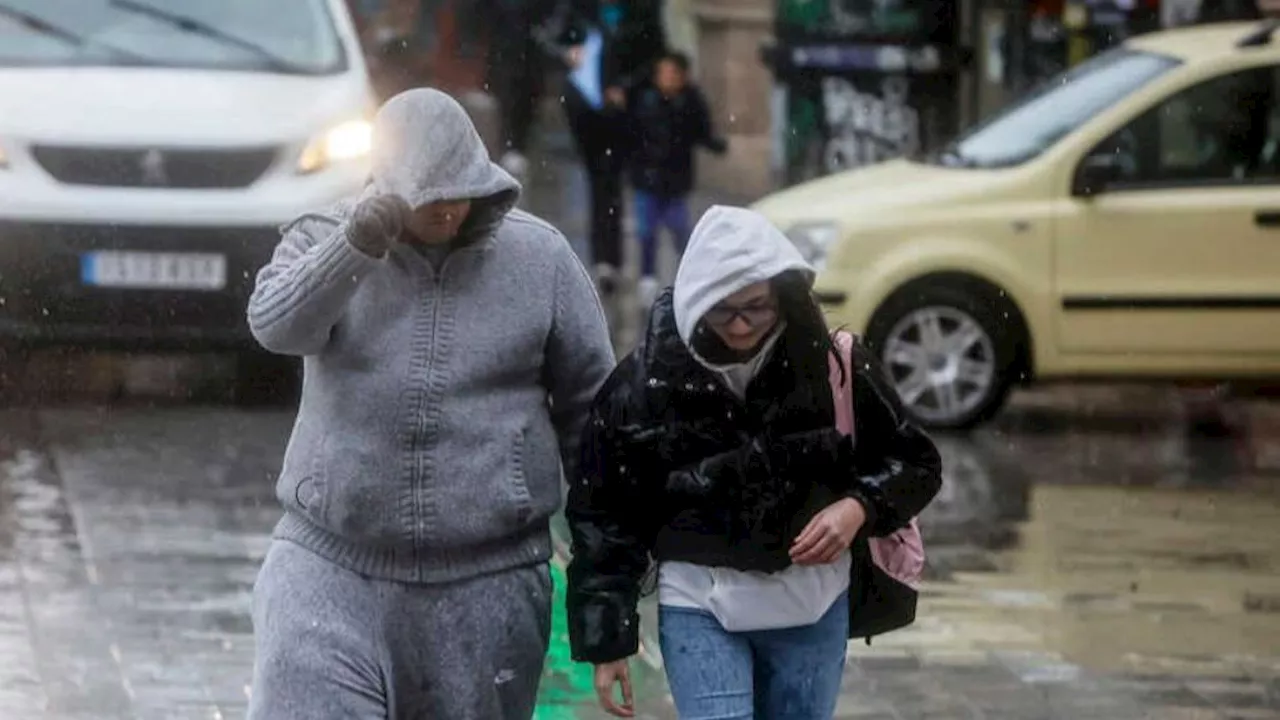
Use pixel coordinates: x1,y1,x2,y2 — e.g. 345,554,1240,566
247,89,616,584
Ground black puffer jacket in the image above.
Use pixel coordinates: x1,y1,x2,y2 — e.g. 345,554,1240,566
565,290,943,664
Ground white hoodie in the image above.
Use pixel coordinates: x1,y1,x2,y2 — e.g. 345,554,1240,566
659,206,852,632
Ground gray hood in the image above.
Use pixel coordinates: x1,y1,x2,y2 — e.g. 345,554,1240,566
671,205,814,397
672,205,814,345
369,88,521,241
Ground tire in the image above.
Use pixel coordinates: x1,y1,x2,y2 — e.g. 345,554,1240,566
233,351,301,407
864,282,1022,431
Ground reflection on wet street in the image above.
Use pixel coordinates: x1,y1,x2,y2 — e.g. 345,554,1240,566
906,386,1280,683
1,384,1279,718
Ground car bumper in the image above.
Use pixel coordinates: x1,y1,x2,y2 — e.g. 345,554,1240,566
0,221,279,351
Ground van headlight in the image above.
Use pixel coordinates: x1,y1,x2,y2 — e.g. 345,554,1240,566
297,119,373,174
785,222,839,270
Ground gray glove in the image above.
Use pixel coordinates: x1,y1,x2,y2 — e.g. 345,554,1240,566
346,195,410,257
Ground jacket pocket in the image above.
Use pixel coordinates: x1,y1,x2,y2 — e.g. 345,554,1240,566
507,428,535,529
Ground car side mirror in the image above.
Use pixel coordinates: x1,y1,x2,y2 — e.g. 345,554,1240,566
1073,153,1125,198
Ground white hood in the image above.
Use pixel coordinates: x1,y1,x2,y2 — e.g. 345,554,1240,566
672,205,815,346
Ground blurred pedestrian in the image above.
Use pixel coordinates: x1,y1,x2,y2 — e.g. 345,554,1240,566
542,0,667,302
625,51,726,315
245,88,615,720
565,206,942,719
488,0,558,179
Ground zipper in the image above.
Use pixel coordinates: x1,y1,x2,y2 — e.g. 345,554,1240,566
415,252,457,546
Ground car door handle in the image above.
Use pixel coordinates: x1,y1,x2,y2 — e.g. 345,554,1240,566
1255,210,1280,227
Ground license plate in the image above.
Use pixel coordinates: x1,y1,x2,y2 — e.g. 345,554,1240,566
81,251,227,291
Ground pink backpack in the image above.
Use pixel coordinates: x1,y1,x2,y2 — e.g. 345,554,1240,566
828,331,925,639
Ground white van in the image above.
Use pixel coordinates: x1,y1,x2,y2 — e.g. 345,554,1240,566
0,0,374,395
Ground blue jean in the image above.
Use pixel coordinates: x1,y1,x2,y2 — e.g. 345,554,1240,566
658,592,849,720
634,190,691,278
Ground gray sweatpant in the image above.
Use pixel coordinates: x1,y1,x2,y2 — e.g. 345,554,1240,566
247,540,551,720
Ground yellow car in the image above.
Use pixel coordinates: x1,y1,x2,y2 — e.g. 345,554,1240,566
753,20,1280,429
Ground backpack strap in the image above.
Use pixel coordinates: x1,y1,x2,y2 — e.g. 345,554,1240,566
828,331,855,439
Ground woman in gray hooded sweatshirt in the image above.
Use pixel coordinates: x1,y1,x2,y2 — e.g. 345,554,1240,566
565,205,942,718
244,89,615,719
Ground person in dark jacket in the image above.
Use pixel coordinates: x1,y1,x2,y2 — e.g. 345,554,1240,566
566,205,943,718
627,51,727,314
487,0,559,179
540,0,667,299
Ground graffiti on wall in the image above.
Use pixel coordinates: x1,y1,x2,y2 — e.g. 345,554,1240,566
821,75,921,172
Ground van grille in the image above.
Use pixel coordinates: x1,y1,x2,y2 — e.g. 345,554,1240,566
31,146,279,189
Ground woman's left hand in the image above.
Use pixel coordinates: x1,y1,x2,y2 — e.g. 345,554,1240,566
790,498,867,565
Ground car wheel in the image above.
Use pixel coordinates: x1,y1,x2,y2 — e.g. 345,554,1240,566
865,283,1019,430
233,351,301,407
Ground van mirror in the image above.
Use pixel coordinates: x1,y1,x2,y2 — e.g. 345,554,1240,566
1073,153,1125,197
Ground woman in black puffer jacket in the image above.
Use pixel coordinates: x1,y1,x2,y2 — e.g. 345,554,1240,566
566,205,943,719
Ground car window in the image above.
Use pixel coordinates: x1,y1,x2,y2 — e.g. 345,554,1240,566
0,0,346,74
930,48,1179,169
1088,65,1280,187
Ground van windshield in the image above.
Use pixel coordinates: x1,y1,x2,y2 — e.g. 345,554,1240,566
928,48,1180,169
0,0,347,75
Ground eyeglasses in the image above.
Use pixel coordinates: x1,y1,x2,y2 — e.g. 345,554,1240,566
703,301,778,328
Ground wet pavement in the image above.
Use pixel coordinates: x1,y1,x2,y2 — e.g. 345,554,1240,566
1,385,1278,719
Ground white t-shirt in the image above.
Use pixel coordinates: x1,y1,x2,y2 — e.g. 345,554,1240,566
658,555,851,632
